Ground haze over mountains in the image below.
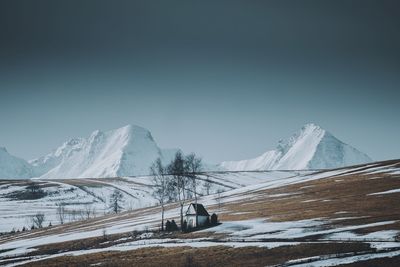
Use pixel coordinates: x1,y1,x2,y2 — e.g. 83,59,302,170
0,124,373,179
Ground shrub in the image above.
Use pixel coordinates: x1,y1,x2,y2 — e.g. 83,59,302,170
211,213,218,225
165,220,171,231
171,220,178,231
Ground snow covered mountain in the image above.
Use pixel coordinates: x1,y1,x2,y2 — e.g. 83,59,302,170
30,125,175,179
220,123,372,171
0,147,33,179
0,123,373,179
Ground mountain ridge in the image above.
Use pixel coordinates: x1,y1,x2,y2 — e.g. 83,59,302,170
219,123,372,171
0,123,373,178
31,124,175,179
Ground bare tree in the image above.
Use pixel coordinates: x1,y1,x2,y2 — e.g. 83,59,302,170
31,213,45,228
69,209,79,222
84,204,95,219
216,188,224,209
109,189,124,214
203,176,212,195
56,202,66,224
185,153,202,227
150,157,169,231
167,151,188,229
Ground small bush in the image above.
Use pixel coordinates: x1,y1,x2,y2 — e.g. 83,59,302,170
165,220,171,231
211,213,218,225
170,220,178,231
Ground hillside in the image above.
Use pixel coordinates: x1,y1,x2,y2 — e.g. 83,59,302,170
220,123,372,171
0,159,399,266
0,170,304,233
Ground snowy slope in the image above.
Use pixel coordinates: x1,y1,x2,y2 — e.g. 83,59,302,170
31,125,175,179
29,138,86,177
0,147,33,179
220,123,372,171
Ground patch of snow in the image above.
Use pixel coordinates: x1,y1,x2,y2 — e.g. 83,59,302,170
288,250,400,267
369,189,400,196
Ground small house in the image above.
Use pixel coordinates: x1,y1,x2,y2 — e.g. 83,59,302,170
185,203,210,228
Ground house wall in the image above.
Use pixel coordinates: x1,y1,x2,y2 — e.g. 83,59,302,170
186,215,208,228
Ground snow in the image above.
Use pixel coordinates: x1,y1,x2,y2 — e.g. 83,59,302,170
31,125,175,178
325,230,399,241
220,123,372,171
1,216,390,265
288,250,400,267
369,188,400,196
0,164,399,265
0,147,33,179
0,125,182,179
0,162,396,233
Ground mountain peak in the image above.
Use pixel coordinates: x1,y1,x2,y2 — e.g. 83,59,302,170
0,147,33,179
220,124,372,171
301,123,323,132
29,124,171,179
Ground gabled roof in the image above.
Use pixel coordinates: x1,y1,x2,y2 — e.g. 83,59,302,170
186,203,210,216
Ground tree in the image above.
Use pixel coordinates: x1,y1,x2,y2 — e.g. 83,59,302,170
84,204,95,219
31,213,45,228
167,151,188,230
27,182,41,194
109,189,124,214
203,176,212,195
150,158,169,231
56,202,66,224
216,188,224,209
26,182,46,199
185,153,202,228
165,220,171,231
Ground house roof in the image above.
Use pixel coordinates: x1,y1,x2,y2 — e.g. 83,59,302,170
186,203,210,216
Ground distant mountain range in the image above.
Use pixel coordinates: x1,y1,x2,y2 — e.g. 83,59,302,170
220,123,372,171
1,125,177,179
0,123,373,179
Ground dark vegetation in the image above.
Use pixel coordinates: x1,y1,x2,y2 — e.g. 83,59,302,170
4,182,47,200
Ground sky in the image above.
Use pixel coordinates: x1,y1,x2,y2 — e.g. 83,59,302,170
0,0,399,163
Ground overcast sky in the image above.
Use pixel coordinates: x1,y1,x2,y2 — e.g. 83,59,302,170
0,0,399,163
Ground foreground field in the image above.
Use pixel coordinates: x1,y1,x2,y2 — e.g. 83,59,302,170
0,160,400,266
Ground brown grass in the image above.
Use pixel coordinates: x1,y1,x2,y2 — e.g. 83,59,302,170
212,161,400,234
20,242,372,267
